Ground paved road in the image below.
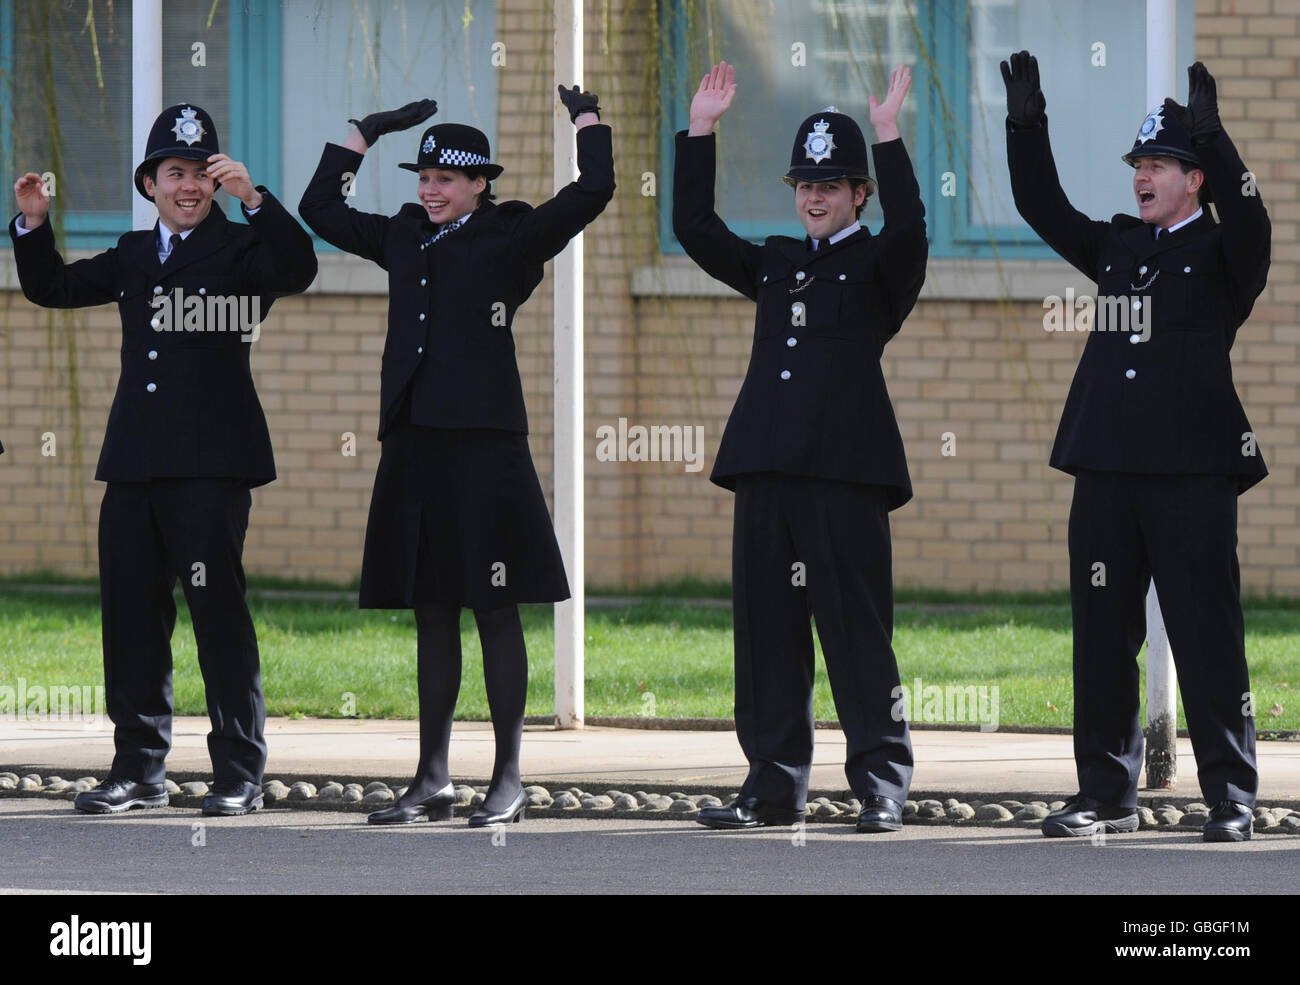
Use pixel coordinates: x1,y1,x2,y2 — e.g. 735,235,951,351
2,800,1295,895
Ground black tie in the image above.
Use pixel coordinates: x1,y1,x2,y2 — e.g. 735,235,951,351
165,233,181,262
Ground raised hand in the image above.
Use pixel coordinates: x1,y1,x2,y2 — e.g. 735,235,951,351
558,84,601,123
206,154,261,209
1000,50,1046,127
688,61,737,136
1185,61,1222,143
14,172,50,227
869,64,911,142
348,99,439,147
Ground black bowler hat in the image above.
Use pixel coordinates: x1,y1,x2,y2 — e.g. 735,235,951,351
782,107,875,198
398,123,503,179
1122,101,1211,203
133,104,221,200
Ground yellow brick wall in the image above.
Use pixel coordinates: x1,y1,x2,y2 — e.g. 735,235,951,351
1,0,1296,595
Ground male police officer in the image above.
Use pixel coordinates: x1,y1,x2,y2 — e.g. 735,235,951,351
10,104,317,816
1002,54,1268,842
674,63,926,833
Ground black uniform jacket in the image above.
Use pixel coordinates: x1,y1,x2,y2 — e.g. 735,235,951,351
297,124,615,439
8,191,317,486
1008,117,1270,491
672,131,927,509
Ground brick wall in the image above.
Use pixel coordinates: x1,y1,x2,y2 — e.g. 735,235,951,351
1,0,1296,594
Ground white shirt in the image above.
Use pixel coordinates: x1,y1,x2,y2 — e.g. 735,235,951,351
811,220,861,251
1155,207,1203,239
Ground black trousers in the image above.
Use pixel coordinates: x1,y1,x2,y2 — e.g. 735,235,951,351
98,479,266,785
732,473,913,808
1068,471,1257,807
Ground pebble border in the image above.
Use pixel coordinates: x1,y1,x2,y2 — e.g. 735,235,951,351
2,772,1299,833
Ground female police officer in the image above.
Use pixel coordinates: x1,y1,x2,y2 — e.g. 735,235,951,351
299,91,613,826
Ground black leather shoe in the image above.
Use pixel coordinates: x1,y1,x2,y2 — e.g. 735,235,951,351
73,777,168,815
1041,794,1138,837
468,788,527,827
1203,801,1252,842
856,795,903,833
696,796,803,829
202,781,264,816
368,782,455,824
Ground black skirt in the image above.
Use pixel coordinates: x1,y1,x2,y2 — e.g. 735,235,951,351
358,423,570,609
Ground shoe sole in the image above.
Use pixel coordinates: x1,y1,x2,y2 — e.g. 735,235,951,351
696,812,803,830
202,796,264,817
856,819,903,833
1042,814,1139,838
1203,826,1251,843
467,807,526,828
368,805,456,825
74,794,169,815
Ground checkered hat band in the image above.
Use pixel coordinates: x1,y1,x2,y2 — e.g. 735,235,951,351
439,148,490,167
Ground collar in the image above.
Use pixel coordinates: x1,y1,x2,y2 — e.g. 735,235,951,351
157,219,195,246
1156,207,1203,238
811,220,861,251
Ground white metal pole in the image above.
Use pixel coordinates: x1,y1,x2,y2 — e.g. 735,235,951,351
1143,0,1178,789
132,0,163,231
552,0,584,728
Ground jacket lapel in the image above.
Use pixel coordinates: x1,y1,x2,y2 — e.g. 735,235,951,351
1122,210,1216,261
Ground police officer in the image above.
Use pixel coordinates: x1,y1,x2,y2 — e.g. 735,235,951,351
674,63,926,833
1002,53,1268,842
298,90,613,826
10,104,317,816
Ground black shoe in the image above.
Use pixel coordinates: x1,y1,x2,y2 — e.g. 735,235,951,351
468,788,527,827
73,777,168,815
1041,794,1138,837
696,796,803,830
1203,801,1252,843
368,782,456,825
202,781,264,816
855,795,903,833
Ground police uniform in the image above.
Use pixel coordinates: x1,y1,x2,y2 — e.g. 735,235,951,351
673,111,927,822
298,121,614,609
1007,98,1269,817
9,105,317,805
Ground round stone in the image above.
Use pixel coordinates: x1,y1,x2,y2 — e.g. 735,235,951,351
288,782,317,801
612,794,639,810
179,781,209,797
1013,803,1049,821
668,798,698,813
164,780,181,795
18,777,42,791
317,784,343,802
341,787,364,803
695,795,723,808
524,785,550,798
947,803,976,820
471,792,486,808
362,789,394,805
1252,812,1278,831
1155,808,1183,826
0,777,18,791
526,792,553,808
72,779,96,793
1049,801,1066,811
552,791,581,809
586,795,615,811
633,790,652,806
943,798,960,809
261,781,291,803
998,800,1023,810
902,800,918,817
1178,811,1208,827
362,781,390,795
814,803,841,817
1137,806,1158,829
667,791,689,802
918,803,945,819
21,774,41,784
44,780,71,793
975,804,1014,821
1278,815,1300,832
453,785,476,806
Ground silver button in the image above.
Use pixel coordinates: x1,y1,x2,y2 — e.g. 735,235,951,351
150,317,161,329
147,350,158,360
1129,334,1141,345
146,382,157,392
838,273,846,280
419,313,426,321
152,285,163,295
1104,265,1111,272
1132,299,1142,310
1184,266,1191,273
1125,369,1136,380
786,337,797,347
119,290,125,299
1138,265,1147,275
795,271,805,280
198,287,206,296
780,369,791,380
762,275,768,282
420,278,427,286
417,346,424,354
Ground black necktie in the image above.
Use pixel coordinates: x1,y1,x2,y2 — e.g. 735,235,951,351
163,232,181,262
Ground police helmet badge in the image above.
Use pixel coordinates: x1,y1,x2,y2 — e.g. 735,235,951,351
1136,105,1165,145
171,106,206,146
803,117,837,164
422,134,436,153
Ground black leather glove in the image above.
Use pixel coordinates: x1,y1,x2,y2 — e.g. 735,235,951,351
1000,50,1046,127
1162,96,1193,134
557,84,601,123
348,99,438,146
1185,61,1222,144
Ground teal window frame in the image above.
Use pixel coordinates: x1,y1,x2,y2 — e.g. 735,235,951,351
658,0,1053,259
0,0,281,250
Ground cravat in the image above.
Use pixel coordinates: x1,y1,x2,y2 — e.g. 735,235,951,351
421,217,465,249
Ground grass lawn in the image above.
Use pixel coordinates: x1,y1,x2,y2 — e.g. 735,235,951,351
1,586,1296,730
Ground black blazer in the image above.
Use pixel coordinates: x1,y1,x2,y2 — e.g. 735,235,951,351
297,125,615,439
672,131,927,509
8,191,317,486
1007,117,1270,491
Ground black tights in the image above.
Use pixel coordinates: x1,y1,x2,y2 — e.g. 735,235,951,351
400,601,527,813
